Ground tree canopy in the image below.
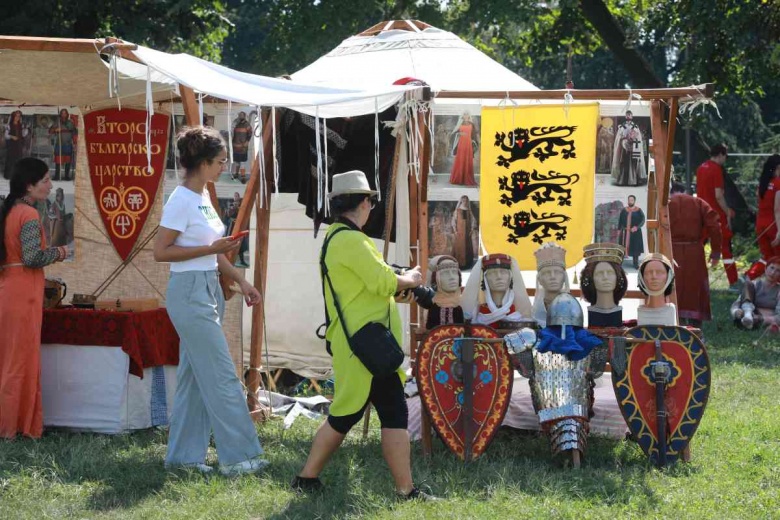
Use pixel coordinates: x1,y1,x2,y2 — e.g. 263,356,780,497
4,0,779,173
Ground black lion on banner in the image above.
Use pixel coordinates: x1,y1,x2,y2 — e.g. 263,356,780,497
494,126,577,167
498,169,580,207
502,209,570,244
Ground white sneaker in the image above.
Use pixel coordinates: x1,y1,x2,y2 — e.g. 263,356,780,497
219,456,269,477
165,462,214,474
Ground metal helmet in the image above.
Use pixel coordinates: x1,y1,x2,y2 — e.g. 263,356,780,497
547,293,584,328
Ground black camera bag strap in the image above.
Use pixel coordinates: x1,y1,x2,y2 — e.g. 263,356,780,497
317,225,352,356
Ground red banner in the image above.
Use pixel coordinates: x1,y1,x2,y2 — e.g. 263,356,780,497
84,108,170,261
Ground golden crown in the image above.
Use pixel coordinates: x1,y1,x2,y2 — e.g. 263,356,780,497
534,243,566,270
583,242,625,265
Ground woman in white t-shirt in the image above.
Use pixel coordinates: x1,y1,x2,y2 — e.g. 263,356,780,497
154,126,266,476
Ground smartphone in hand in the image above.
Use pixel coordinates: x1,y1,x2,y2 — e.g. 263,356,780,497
230,230,250,240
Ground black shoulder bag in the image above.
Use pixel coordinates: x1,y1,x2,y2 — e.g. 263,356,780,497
318,226,404,376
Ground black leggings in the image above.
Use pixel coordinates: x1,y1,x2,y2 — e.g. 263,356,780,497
327,372,408,434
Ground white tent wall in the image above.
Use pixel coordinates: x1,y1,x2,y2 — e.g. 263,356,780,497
240,137,413,379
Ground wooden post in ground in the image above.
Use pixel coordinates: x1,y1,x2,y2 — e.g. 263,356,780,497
649,100,677,306
415,87,435,457
246,110,278,421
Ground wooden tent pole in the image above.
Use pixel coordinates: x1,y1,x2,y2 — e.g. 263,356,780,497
416,87,435,458
649,100,677,306
246,110,279,421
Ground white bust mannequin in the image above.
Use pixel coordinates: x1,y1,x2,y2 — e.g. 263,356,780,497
593,261,619,311
538,265,566,309
637,258,678,326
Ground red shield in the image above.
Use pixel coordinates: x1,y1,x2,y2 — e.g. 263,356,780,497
84,108,170,261
417,324,512,460
611,326,711,465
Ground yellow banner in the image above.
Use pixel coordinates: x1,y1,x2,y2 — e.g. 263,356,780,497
479,104,598,270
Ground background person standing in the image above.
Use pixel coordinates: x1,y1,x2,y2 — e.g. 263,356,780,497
696,143,738,289
669,182,722,327
745,154,780,281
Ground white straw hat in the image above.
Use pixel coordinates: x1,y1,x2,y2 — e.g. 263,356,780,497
328,170,379,199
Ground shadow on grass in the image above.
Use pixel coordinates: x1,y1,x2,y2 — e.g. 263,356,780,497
0,429,171,512
263,424,673,520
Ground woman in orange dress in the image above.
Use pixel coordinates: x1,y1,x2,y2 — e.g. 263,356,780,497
448,113,478,186
0,158,67,439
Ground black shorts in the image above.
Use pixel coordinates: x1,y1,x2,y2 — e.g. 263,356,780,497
327,372,408,434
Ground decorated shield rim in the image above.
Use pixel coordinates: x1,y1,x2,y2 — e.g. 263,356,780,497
612,325,711,464
417,324,513,460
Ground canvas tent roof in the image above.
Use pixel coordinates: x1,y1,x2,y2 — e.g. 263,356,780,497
0,36,414,118
292,20,539,92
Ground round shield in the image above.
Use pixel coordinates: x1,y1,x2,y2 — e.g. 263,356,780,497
417,324,512,460
611,325,711,466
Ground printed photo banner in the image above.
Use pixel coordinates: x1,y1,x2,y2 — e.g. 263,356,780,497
480,104,598,270
84,108,170,261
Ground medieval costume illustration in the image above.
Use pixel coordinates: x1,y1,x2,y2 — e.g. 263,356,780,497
637,253,678,326
670,189,722,324
730,257,780,329
428,203,454,257
424,255,464,329
618,196,645,268
611,111,646,186
596,117,615,173
449,112,478,186
49,109,77,181
231,111,252,182
532,243,571,327
47,187,69,247
451,195,479,269
3,110,27,180
579,243,628,327
462,253,533,329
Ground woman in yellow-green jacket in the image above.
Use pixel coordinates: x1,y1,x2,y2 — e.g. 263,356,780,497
291,170,437,501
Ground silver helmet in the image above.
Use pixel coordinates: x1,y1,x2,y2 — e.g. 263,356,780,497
547,293,583,329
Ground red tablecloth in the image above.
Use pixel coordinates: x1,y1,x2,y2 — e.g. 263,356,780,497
42,308,179,378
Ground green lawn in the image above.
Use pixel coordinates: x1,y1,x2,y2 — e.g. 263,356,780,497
2,292,779,519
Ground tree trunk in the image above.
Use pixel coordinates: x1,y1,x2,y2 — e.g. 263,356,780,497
578,0,711,181
578,0,663,88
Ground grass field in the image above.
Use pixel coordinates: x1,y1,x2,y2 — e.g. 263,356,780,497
1,292,779,519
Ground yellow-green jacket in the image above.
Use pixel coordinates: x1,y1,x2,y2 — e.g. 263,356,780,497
322,222,405,416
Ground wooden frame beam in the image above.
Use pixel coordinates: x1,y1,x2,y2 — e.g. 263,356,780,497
0,35,106,53
435,84,713,101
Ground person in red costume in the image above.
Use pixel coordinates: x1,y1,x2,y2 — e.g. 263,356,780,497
696,143,738,289
745,155,780,281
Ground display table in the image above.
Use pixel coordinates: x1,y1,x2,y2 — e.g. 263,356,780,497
40,308,180,433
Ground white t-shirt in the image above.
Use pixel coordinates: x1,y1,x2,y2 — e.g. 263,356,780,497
160,186,225,272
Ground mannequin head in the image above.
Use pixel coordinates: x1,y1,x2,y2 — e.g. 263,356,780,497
432,256,462,294
638,254,675,306
538,265,566,295
485,267,511,294
639,260,672,295
580,261,627,307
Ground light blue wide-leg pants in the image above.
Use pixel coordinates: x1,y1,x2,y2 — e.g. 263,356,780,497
164,270,263,466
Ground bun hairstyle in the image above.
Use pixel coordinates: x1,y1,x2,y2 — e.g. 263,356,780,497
176,125,225,173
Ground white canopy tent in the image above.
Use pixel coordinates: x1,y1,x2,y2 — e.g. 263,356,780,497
258,20,540,380
292,20,538,92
